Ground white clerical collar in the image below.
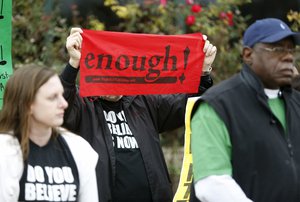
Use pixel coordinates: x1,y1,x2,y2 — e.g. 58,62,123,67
264,88,279,99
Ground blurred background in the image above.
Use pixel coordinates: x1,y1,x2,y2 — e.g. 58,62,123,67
12,0,300,191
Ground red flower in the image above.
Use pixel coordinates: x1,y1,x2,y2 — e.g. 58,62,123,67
185,15,195,26
191,4,202,13
226,12,234,26
160,0,167,6
219,11,234,26
219,12,227,19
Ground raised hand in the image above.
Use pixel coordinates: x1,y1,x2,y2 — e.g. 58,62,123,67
202,35,217,73
66,28,83,68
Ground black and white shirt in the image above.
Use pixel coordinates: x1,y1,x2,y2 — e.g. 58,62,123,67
101,99,152,202
19,135,79,202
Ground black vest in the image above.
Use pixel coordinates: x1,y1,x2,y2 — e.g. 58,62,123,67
196,65,300,202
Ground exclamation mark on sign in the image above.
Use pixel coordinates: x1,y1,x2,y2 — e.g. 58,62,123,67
179,47,190,84
183,47,190,70
0,0,4,19
0,45,7,65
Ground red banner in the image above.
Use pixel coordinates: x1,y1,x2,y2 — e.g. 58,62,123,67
79,29,205,96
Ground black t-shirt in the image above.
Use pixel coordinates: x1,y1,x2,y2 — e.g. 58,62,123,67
19,135,79,202
101,99,152,202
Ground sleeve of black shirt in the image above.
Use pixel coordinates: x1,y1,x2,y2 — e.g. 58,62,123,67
188,74,213,97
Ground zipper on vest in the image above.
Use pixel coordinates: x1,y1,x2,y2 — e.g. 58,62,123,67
287,137,299,200
287,138,294,157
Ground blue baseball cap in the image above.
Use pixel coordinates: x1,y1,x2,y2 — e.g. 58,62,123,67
243,18,300,47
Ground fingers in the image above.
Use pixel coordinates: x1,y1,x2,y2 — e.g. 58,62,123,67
66,28,83,68
71,34,82,50
66,29,83,50
202,35,217,72
202,34,207,40
70,27,83,35
207,45,217,57
203,39,217,56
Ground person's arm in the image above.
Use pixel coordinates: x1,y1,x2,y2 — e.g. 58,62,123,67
194,175,253,202
60,27,83,88
59,28,84,133
0,135,23,202
66,27,83,69
151,36,217,132
198,74,213,95
191,102,252,201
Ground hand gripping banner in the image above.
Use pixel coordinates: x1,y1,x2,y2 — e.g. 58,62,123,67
79,30,205,96
0,0,13,108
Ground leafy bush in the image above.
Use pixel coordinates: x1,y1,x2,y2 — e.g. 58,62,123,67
287,10,300,32
287,10,300,68
12,0,68,70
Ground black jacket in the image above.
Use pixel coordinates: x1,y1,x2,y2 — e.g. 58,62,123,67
60,64,212,202
196,65,300,202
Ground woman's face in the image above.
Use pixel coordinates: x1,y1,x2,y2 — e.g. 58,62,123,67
30,75,68,128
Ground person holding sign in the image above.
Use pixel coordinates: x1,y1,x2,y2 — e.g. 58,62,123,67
60,28,216,202
0,65,99,202
191,18,300,202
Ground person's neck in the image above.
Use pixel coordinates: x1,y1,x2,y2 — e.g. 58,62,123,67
29,125,52,147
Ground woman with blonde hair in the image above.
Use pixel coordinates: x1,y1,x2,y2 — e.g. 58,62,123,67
0,65,99,202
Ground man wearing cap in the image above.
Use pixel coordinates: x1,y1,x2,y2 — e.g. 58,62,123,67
190,18,300,202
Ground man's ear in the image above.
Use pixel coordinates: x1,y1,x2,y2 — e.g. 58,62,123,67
242,47,253,66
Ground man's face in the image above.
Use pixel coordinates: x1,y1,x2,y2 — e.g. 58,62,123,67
248,38,296,89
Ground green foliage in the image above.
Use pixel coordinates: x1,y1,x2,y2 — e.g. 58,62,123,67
288,10,300,32
287,10,300,68
117,3,187,34
12,0,68,70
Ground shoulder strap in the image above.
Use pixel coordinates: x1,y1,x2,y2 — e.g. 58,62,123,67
173,96,201,202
